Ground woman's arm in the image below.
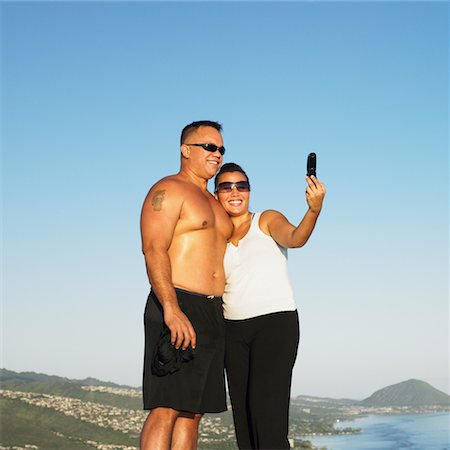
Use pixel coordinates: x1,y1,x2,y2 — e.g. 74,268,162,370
260,176,326,248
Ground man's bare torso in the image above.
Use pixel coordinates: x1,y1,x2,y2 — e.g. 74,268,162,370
144,174,232,297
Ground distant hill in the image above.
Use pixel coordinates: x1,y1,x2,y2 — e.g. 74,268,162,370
3,369,449,408
0,368,133,388
361,379,450,407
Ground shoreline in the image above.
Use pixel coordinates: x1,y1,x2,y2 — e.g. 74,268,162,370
295,411,450,450
296,410,449,439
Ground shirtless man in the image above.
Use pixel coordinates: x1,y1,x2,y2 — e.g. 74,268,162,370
140,121,232,450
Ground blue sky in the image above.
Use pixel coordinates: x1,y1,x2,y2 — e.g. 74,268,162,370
2,1,448,399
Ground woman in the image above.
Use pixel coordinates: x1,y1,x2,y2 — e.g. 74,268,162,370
214,163,326,450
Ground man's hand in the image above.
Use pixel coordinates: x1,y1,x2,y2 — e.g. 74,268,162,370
164,305,197,350
305,175,326,214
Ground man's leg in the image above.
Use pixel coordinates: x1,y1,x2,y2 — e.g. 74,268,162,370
171,412,203,450
140,407,179,450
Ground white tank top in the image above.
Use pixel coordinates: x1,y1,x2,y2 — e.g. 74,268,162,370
223,212,297,320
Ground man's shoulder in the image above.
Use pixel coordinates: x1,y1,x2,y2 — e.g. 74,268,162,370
145,174,203,207
149,174,189,192
142,175,189,214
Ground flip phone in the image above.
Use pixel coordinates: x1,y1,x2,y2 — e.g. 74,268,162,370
307,153,317,177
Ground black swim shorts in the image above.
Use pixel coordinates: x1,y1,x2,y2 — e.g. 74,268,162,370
143,288,227,413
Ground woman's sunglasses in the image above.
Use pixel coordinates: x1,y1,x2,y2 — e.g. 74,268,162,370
216,181,251,193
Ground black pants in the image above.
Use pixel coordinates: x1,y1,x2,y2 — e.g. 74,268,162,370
225,311,299,450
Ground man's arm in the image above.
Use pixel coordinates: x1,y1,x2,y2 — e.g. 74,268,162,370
260,176,326,249
140,181,196,350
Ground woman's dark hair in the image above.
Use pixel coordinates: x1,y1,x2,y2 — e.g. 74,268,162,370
214,162,250,192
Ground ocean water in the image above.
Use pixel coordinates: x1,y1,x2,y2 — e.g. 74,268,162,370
303,413,450,450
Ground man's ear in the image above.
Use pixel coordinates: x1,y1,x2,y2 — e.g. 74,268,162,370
214,192,218,200
180,144,190,159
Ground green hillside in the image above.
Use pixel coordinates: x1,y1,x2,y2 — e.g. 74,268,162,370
1,397,138,448
0,369,235,450
0,369,141,410
361,379,450,407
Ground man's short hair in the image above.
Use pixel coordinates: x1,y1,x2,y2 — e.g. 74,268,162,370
214,162,250,191
180,121,223,145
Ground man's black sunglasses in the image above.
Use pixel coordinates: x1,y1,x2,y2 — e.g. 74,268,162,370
216,181,251,193
186,143,226,156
